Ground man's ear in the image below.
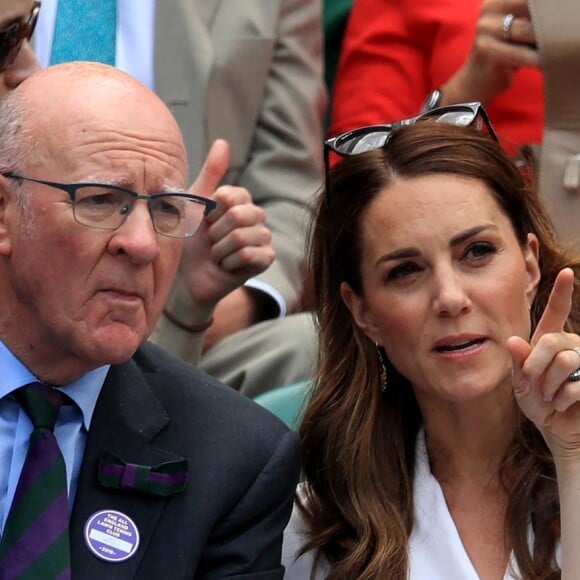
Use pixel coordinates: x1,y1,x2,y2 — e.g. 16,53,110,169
0,175,15,256
524,233,541,306
340,281,382,344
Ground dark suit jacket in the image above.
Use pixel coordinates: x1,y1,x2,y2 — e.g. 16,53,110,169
69,342,301,578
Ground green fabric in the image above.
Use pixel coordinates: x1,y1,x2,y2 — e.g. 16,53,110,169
323,0,354,129
15,386,60,428
324,0,354,97
98,451,189,497
253,381,311,430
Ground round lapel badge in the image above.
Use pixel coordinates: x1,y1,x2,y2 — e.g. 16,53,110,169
84,509,140,562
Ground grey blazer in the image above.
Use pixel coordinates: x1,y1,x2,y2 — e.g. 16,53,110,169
69,341,302,578
154,0,327,308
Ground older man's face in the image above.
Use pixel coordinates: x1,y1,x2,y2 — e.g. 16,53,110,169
0,0,40,98
2,68,188,382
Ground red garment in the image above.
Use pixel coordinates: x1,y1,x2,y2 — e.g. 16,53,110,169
329,0,544,148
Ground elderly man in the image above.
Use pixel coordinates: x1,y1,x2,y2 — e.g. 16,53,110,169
0,62,300,579
35,0,326,396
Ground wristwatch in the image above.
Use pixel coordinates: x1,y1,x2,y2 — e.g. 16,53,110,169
421,88,444,113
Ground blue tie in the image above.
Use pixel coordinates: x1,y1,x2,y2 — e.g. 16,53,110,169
50,0,117,65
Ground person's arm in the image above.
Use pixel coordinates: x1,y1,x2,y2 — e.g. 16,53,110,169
197,429,302,579
441,0,539,108
508,268,580,576
225,0,326,318
329,0,434,134
151,140,275,362
330,0,541,137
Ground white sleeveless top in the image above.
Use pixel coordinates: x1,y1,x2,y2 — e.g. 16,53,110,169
282,432,557,579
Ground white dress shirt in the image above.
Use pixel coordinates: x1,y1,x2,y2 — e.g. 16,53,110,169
0,340,109,534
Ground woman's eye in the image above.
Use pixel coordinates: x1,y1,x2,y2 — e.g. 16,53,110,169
464,242,496,260
386,262,421,281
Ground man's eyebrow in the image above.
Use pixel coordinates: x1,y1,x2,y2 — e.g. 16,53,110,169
75,176,187,194
160,184,188,194
78,176,130,187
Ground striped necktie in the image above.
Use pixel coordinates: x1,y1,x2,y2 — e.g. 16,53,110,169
0,383,71,580
50,0,117,65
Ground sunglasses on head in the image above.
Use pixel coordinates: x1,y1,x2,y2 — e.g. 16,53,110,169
323,102,498,203
0,0,40,73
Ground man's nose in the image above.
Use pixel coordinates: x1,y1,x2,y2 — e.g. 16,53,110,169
107,201,161,264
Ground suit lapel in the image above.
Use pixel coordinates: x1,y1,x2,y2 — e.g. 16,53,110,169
70,359,184,579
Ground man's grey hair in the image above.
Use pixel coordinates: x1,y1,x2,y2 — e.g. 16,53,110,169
0,91,37,232
0,90,34,208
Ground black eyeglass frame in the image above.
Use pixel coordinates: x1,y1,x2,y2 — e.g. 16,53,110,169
323,102,498,203
0,0,40,73
2,172,217,238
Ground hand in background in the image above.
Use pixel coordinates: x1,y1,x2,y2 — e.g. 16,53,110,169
176,139,275,330
443,0,540,106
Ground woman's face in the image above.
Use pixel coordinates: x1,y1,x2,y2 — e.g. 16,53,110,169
341,173,541,406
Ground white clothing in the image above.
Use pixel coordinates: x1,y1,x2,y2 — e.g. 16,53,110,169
282,432,552,579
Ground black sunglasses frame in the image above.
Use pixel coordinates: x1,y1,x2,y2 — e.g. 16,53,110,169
323,102,498,203
0,0,40,73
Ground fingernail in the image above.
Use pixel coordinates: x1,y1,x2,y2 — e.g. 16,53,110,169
519,378,532,394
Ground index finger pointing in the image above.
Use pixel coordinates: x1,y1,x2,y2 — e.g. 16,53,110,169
189,139,230,199
531,268,575,344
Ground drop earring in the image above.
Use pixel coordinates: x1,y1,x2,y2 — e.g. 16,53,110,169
376,344,388,392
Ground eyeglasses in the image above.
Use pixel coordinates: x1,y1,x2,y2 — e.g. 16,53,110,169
0,1,40,73
324,102,498,202
3,173,217,238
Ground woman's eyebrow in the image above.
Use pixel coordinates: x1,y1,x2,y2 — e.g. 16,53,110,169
374,224,499,267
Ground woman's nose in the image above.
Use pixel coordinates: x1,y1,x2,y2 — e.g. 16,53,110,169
431,270,472,317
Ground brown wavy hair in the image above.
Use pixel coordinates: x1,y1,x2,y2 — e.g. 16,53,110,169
300,122,580,579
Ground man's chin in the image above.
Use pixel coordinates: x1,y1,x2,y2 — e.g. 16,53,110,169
88,323,147,365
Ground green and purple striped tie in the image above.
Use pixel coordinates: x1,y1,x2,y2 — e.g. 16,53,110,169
0,383,71,579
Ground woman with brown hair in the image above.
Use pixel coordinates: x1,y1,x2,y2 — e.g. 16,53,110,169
282,104,580,579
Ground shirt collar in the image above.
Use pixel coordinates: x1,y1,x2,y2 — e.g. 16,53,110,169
0,339,109,430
